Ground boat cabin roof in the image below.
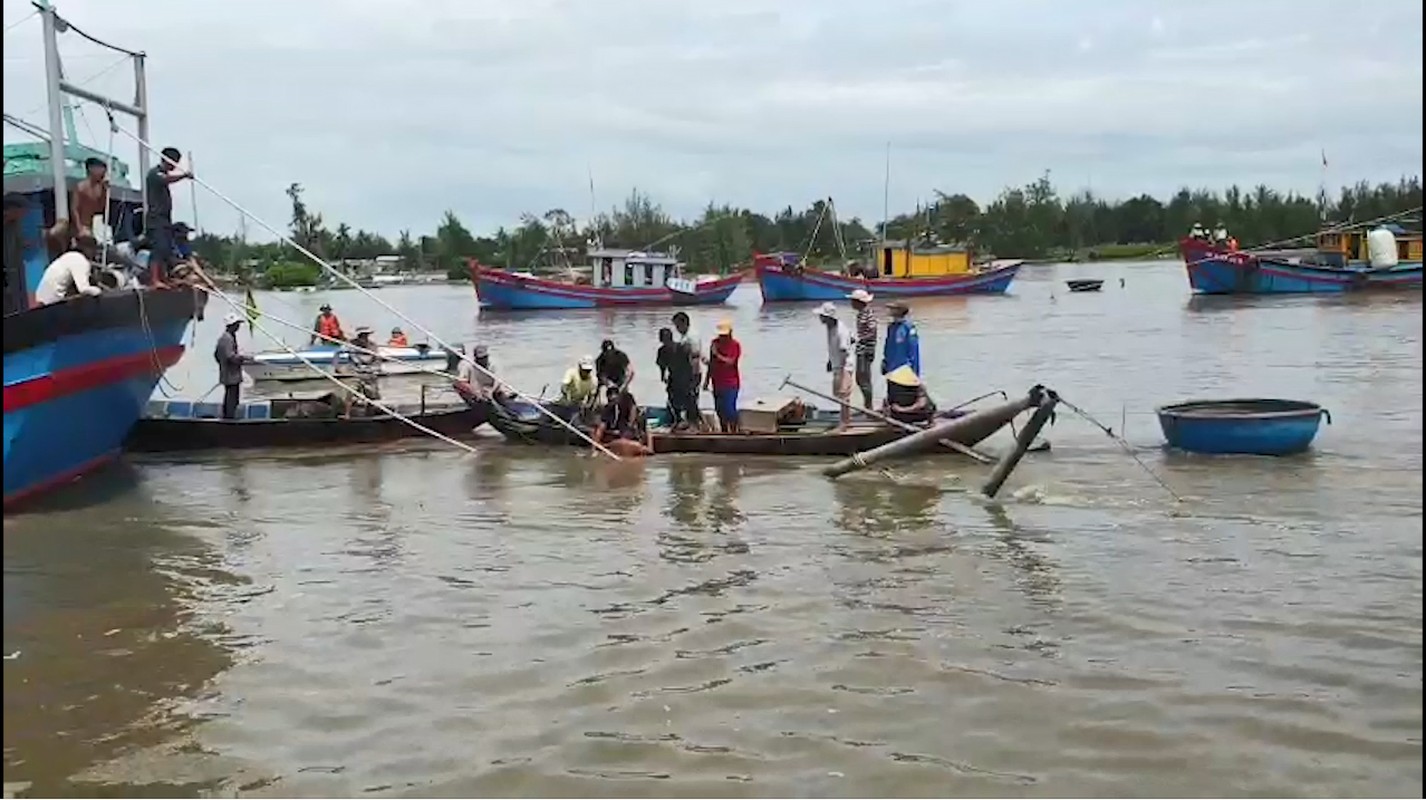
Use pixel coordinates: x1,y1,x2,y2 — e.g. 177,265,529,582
588,247,679,266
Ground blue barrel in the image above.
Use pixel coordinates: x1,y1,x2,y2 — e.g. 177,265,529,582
1156,399,1330,456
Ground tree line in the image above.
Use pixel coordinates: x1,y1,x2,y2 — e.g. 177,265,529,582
192,174,1423,284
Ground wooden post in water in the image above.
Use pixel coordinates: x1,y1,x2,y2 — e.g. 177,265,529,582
823,388,1045,479
981,391,1060,499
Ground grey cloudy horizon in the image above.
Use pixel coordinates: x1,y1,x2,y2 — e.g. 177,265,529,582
4,0,1422,241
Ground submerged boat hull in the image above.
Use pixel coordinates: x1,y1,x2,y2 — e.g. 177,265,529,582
4,288,203,509
472,266,742,310
1181,238,1423,294
755,261,1021,302
487,397,1014,456
125,396,489,452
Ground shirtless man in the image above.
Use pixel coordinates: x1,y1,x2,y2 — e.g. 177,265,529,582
71,158,108,240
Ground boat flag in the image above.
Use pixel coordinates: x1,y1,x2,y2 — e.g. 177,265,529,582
243,286,259,334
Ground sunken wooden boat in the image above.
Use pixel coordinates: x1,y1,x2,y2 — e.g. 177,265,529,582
486,395,1021,457
125,394,490,453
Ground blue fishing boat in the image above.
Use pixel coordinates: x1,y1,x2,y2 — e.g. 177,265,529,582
1157,399,1330,456
471,248,742,310
1180,226,1423,295
3,4,204,509
754,249,1021,302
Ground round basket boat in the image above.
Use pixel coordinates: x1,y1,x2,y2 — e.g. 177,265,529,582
1156,398,1330,456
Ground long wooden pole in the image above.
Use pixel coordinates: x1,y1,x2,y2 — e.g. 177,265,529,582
982,393,1060,498
781,375,993,463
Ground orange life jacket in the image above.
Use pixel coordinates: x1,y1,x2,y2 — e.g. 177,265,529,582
317,313,344,341
388,333,408,347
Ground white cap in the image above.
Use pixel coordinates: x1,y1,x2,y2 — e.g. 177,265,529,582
578,355,595,370
815,302,838,318
223,312,243,326
848,289,873,303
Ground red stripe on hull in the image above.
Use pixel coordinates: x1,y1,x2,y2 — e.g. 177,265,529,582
2,449,119,510
3,345,185,413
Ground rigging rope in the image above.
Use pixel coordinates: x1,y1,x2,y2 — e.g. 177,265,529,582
106,120,620,460
1056,396,1184,504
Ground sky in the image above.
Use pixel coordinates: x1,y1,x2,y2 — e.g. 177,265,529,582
3,0,1422,241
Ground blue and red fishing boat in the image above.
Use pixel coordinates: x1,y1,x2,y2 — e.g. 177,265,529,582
754,242,1021,302
3,3,205,509
471,247,741,310
1180,225,1423,294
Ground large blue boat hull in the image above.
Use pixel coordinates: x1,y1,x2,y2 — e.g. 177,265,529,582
4,291,198,509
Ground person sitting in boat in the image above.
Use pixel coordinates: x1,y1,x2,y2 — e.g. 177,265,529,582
388,327,409,347
883,365,937,425
455,344,507,402
311,303,345,346
593,388,654,457
35,234,102,306
560,355,600,417
880,301,921,378
1213,222,1229,247
596,339,635,393
340,326,382,417
1189,222,1208,241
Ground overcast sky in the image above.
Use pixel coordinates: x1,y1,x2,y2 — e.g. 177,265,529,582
4,0,1422,240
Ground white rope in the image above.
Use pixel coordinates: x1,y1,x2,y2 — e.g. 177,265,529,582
198,284,483,456
106,121,620,459
4,9,38,33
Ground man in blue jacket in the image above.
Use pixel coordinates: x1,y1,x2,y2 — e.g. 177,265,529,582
880,301,921,378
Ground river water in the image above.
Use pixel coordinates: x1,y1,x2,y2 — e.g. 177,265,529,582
4,261,1422,797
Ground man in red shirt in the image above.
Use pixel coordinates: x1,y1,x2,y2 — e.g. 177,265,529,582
702,319,741,433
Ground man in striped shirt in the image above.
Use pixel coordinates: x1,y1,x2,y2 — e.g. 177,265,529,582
848,289,877,409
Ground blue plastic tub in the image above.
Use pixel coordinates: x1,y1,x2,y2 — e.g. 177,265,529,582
1157,399,1330,456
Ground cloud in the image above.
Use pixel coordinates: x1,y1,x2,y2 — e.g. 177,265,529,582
2,0,1421,240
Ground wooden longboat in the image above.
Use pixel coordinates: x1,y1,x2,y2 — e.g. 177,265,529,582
486,397,1013,457
125,395,490,453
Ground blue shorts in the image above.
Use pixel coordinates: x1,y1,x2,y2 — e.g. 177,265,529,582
713,387,739,421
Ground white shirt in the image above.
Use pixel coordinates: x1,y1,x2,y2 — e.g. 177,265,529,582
826,320,853,374
35,251,100,306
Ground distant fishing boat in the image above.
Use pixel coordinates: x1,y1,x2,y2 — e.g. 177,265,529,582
242,343,451,383
1180,224,1422,294
4,5,205,509
754,246,1022,302
470,248,741,310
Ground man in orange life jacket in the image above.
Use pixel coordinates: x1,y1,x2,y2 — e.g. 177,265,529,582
310,304,345,345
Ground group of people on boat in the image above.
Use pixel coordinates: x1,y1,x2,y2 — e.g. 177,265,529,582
307,304,410,348
816,290,931,429
1189,221,1239,251
4,147,211,312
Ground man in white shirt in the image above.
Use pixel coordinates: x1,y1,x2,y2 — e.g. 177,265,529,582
817,302,855,430
35,235,101,306
671,311,704,387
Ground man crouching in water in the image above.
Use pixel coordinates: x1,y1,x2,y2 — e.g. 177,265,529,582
592,387,654,457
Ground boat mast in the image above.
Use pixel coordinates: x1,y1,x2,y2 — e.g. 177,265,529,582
36,1,152,222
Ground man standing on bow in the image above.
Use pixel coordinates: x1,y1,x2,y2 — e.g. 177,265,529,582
848,288,876,409
881,300,921,379
144,146,194,287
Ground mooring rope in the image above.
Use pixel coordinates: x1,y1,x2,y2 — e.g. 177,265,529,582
1056,396,1184,504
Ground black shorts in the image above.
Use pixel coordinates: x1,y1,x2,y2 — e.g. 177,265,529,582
147,223,174,273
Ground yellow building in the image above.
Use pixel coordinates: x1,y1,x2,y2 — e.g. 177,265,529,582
872,240,973,278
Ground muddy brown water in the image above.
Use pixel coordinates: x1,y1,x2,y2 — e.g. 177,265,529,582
5,262,1422,796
